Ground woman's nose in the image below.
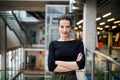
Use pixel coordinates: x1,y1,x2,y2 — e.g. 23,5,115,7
63,28,67,32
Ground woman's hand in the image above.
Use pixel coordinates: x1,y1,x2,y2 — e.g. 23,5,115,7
76,53,83,61
55,61,61,65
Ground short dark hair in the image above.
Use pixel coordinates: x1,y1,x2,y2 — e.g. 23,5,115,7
58,15,72,26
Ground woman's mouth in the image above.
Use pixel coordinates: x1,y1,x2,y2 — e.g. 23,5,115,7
63,32,67,34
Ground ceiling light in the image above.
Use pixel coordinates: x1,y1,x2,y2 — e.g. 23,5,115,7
96,17,101,21
97,27,103,31
105,25,110,28
79,25,82,28
75,27,78,30
97,27,100,30
100,28,103,30
102,12,111,18
114,20,120,24
112,26,117,29
76,20,83,25
107,18,115,22
100,22,105,25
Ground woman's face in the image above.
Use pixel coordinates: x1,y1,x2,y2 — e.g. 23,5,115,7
58,19,71,37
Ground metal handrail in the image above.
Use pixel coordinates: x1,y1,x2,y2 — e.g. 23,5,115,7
86,48,120,66
86,48,120,80
94,50,120,66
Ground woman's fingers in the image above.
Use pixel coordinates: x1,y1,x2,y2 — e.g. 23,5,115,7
76,53,83,61
55,61,59,64
55,61,62,65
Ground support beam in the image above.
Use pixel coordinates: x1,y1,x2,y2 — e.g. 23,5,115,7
0,1,69,11
0,17,7,80
83,0,97,51
108,32,113,55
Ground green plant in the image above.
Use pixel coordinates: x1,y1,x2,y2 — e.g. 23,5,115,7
94,65,105,80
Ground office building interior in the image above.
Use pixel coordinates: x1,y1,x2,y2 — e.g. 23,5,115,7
0,0,120,80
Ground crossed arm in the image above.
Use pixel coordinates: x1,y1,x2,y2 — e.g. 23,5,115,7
54,53,83,72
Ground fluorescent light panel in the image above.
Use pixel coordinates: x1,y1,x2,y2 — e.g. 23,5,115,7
107,18,115,22
97,27,103,30
79,25,82,28
100,22,105,25
96,17,101,21
74,27,78,30
97,27,100,30
76,20,83,25
102,12,111,18
114,20,120,24
105,25,110,28
112,26,117,29
100,28,103,30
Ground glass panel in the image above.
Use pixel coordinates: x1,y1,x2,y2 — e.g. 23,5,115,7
45,5,69,48
0,11,31,45
5,47,23,80
44,5,71,80
49,27,59,44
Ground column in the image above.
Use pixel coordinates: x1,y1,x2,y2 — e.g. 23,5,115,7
83,0,97,51
0,17,7,80
108,32,113,55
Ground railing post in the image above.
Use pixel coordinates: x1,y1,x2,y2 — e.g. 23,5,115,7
92,52,95,80
105,60,109,80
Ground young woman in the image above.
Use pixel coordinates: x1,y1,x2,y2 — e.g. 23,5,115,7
48,15,85,80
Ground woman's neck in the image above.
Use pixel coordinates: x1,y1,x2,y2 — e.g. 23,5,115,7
59,36,73,41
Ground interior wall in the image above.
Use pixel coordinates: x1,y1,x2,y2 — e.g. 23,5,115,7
7,27,20,49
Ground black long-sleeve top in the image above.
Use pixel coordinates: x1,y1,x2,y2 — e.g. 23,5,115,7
48,40,85,72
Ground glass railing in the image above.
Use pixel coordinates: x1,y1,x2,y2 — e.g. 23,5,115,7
0,69,52,80
0,11,32,46
4,60,51,80
86,48,120,80
0,70,21,80
0,70,5,80
0,48,23,80
7,70,51,80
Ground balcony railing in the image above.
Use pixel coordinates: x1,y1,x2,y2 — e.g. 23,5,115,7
86,48,120,80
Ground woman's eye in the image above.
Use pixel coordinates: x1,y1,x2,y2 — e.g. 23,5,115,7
66,26,70,28
60,26,64,28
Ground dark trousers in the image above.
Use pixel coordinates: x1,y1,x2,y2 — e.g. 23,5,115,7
51,71,77,80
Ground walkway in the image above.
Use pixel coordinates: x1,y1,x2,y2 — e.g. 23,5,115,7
98,45,120,61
